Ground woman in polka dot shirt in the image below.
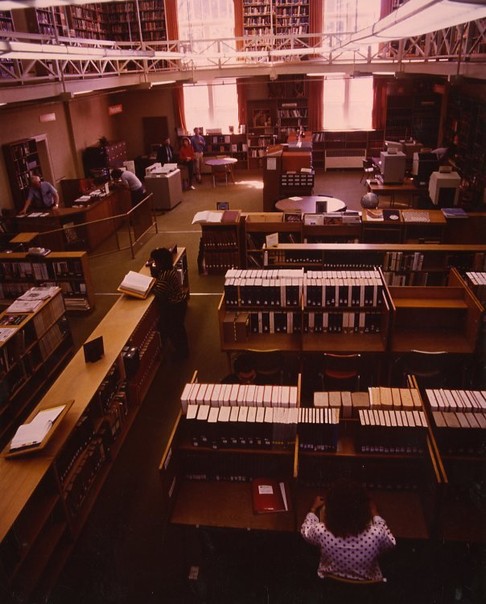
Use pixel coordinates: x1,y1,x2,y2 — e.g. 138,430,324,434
301,478,396,582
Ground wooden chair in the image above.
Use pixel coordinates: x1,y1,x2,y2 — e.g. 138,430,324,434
249,349,285,384
319,353,361,391
360,159,376,183
398,349,450,388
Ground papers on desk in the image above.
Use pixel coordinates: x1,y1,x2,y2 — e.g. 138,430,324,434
27,212,50,217
288,196,303,202
10,405,66,451
5,286,59,313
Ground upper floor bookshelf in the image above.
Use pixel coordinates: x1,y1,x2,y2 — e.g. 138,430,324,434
3,138,43,212
241,0,310,45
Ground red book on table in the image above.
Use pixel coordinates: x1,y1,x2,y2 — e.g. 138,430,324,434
251,478,290,514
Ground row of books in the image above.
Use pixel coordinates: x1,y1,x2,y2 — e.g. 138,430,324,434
225,277,303,307
201,230,238,249
0,259,84,280
313,387,422,417
31,290,65,338
465,272,486,304
425,389,486,413
383,251,424,272
180,383,299,413
358,409,428,454
248,310,302,334
38,321,68,359
204,251,240,273
299,408,340,451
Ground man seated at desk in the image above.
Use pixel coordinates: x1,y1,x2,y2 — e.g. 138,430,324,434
19,175,59,215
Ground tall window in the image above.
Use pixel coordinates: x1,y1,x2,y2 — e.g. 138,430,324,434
183,80,239,133
322,0,381,130
323,76,374,130
177,0,238,132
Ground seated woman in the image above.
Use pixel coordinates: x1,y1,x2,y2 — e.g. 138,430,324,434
301,478,395,592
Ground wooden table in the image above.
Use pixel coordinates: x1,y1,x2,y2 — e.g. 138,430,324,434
366,178,420,208
275,195,346,214
205,157,238,187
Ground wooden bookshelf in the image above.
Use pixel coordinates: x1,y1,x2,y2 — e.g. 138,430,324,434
387,268,483,354
0,289,73,448
3,138,43,213
196,212,242,275
160,378,442,540
420,383,486,543
0,252,177,601
0,251,95,313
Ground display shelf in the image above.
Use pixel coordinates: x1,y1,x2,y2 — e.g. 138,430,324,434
0,251,95,312
0,289,73,448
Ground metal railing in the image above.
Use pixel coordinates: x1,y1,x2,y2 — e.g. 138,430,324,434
33,193,158,259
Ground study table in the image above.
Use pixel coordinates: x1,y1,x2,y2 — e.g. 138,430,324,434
275,195,347,214
366,178,420,208
205,157,238,186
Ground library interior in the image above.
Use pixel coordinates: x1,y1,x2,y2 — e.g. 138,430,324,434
0,1,486,603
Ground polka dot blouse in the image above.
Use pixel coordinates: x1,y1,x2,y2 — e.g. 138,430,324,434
301,512,396,581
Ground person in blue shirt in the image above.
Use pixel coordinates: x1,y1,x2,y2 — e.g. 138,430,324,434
20,175,59,214
191,127,206,183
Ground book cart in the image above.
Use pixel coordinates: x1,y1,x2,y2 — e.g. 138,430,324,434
0,251,187,603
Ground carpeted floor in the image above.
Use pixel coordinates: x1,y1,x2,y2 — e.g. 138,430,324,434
47,169,483,604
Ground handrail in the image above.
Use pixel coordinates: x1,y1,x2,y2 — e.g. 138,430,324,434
35,192,157,260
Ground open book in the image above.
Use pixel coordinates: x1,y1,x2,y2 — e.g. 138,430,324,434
118,271,155,299
8,402,73,455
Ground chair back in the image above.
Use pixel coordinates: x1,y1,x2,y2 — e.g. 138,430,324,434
401,349,450,388
320,353,361,391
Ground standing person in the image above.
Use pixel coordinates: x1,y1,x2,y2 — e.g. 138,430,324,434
157,137,176,165
191,127,206,183
301,479,395,587
150,247,189,361
179,137,196,190
111,168,146,206
19,175,59,214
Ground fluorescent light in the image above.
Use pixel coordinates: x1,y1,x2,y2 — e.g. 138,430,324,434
150,80,176,86
306,72,348,78
73,90,94,96
347,0,486,45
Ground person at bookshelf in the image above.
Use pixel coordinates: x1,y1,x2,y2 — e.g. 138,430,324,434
301,479,395,585
156,137,176,165
221,353,262,384
191,127,206,183
111,168,147,206
150,247,189,361
19,175,59,215
179,137,196,190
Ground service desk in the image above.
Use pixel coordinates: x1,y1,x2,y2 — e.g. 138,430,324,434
11,189,130,251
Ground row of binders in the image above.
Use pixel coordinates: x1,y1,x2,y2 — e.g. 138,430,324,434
426,389,486,455
465,272,486,304
224,269,384,309
425,389,486,413
358,409,428,454
180,382,299,413
303,311,382,334
314,387,422,418
186,404,341,450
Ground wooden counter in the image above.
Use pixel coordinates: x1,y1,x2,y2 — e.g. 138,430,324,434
11,189,131,251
